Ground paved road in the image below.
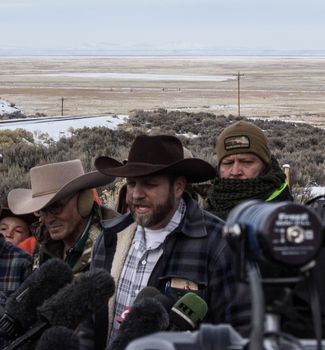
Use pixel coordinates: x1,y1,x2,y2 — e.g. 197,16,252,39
0,115,127,141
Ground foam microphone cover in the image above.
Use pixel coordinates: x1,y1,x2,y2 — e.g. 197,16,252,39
153,293,174,313
35,326,79,350
0,259,73,338
170,292,208,331
117,287,162,323
109,297,170,350
136,287,174,317
134,287,174,313
37,268,115,329
134,286,161,301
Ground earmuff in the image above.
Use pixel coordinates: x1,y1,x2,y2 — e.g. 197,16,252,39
77,189,94,218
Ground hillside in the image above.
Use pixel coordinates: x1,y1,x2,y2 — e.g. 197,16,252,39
0,109,324,202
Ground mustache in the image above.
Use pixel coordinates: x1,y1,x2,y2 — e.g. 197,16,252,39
129,200,150,206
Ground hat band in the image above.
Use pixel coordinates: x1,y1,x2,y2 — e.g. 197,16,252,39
32,188,60,198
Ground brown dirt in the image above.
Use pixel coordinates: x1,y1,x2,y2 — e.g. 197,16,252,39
1,56,325,128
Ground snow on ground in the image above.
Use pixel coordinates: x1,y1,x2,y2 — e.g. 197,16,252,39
309,186,325,197
176,132,200,139
0,113,128,142
0,99,21,116
20,72,237,82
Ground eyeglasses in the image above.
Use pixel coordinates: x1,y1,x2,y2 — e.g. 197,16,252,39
34,195,75,217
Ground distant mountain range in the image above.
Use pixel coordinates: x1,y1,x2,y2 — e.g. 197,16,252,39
1,47,325,57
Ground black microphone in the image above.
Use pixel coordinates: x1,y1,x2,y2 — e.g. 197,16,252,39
153,293,174,314
3,268,115,350
169,292,208,331
0,258,73,340
35,326,79,350
108,297,170,350
117,287,162,324
133,286,174,311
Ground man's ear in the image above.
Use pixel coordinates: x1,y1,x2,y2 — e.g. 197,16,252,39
174,176,187,199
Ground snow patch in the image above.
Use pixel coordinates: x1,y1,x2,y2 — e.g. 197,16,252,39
0,99,21,116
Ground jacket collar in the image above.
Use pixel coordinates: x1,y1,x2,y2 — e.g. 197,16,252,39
178,192,208,238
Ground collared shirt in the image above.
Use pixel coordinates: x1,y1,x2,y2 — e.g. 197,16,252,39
65,217,92,268
110,199,186,341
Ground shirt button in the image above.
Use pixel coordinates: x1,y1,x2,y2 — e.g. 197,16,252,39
141,260,146,265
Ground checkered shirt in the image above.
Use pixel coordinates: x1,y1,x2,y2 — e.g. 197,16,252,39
110,199,186,341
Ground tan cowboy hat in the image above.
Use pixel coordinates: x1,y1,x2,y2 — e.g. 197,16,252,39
95,135,215,183
8,159,116,215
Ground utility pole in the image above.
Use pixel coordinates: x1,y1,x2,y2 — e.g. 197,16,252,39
234,72,244,117
61,97,64,116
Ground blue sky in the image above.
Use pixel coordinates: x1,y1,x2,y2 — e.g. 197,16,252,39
1,0,325,53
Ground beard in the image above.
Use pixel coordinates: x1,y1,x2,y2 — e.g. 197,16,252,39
128,188,176,228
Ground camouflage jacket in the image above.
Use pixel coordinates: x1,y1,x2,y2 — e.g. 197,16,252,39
31,204,119,274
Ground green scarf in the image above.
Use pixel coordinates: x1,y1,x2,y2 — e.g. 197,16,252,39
205,157,286,220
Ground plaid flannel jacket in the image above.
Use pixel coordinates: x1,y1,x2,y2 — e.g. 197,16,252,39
78,193,251,350
0,234,32,307
0,235,32,349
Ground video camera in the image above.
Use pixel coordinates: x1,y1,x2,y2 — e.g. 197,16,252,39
126,201,325,350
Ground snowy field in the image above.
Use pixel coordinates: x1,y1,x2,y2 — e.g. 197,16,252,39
1,56,325,129
0,100,128,141
21,72,237,82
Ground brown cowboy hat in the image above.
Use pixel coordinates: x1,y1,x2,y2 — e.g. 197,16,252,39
8,159,116,215
95,134,216,183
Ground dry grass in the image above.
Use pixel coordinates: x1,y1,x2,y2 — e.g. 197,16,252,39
1,56,325,128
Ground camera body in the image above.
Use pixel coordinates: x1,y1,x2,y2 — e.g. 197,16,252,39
223,200,323,284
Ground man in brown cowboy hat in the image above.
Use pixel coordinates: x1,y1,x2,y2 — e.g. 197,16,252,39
8,159,118,274
78,135,251,348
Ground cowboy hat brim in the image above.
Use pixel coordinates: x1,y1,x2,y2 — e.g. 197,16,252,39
95,156,216,183
8,171,115,215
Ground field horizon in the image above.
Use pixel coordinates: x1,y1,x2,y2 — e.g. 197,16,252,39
1,55,325,129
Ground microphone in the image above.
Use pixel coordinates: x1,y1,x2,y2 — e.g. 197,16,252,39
169,292,208,331
35,326,79,350
38,267,115,328
108,297,170,350
3,268,115,350
154,293,174,314
0,258,73,340
117,287,162,323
